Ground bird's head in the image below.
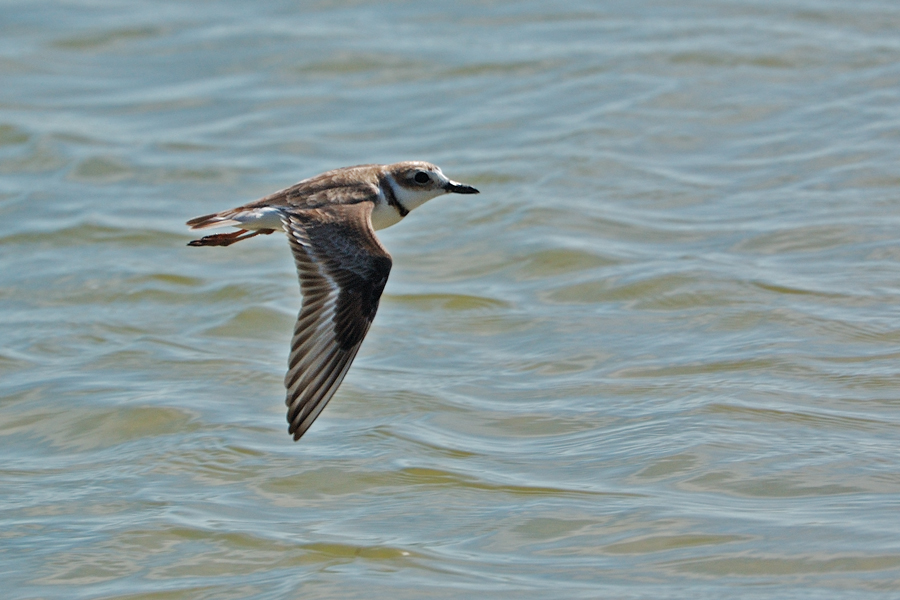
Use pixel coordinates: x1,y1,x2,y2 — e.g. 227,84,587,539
385,161,479,211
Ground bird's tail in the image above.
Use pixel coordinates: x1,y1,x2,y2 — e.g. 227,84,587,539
186,211,242,230
186,209,275,247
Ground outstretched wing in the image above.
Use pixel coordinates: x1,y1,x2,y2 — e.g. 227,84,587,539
282,203,392,441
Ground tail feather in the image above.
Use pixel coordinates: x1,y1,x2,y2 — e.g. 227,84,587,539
186,211,241,230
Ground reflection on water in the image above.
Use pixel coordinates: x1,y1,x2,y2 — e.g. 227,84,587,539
3,0,900,598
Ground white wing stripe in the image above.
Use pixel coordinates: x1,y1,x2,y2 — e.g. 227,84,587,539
280,205,391,440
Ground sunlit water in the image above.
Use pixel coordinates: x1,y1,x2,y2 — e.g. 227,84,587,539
2,1,900,598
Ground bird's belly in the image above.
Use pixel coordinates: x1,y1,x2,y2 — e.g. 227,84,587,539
234,207,285,231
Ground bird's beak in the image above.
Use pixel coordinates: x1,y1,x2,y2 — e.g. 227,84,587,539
444,180,479,194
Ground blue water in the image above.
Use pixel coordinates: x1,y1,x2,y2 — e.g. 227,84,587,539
2,1,900,598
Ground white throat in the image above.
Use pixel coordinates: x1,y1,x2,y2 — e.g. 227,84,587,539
390,178,439,212
370,173,442,231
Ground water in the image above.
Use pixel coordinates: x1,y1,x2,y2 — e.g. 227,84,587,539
2,0,900,598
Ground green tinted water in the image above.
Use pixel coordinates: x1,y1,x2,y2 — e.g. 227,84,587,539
2,1,900,598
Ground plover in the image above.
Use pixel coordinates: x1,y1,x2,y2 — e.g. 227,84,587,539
187,161,479,441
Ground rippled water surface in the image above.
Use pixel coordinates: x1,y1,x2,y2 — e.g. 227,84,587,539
3,1,900,598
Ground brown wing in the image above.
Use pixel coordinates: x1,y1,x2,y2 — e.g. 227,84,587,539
246,165,381,211
187,166,382,230
282,203,392,441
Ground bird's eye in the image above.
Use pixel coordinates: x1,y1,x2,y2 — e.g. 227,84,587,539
414,171,430,184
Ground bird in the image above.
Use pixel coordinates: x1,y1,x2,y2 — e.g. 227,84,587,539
186,161,479,441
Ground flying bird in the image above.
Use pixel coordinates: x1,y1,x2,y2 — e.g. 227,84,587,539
187,161,479,440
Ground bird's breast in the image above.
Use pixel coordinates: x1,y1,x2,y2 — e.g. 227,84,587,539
370,200,404,231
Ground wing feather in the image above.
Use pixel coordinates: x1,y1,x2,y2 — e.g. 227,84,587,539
282,203,392,441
